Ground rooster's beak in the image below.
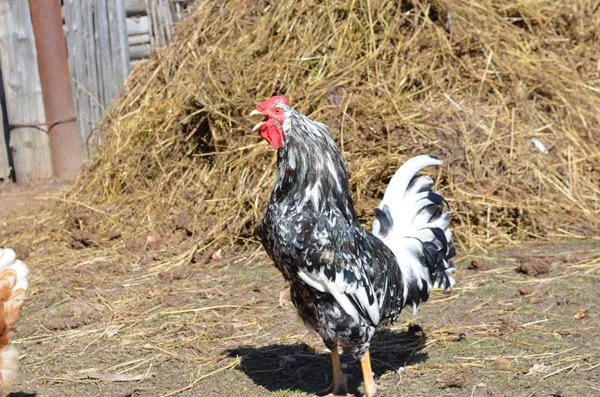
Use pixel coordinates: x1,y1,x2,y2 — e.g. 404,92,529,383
252,122,265,132
250,109,264,132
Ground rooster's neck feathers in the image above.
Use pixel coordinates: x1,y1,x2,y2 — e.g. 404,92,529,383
272,111,356,221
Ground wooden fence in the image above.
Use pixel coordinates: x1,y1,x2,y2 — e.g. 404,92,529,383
0,1,52,182
0,0,194,183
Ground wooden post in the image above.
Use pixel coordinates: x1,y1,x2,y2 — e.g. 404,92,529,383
0,1,52,183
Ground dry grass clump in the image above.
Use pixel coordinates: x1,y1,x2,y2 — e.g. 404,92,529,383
55,0,600,253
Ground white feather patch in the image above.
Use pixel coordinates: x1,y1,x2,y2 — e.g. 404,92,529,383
283,117,291,133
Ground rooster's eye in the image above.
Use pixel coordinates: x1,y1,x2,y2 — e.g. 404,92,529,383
273,108,283,115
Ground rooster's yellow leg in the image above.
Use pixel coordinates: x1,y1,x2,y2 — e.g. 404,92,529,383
318,345,348,396
360,349,379,397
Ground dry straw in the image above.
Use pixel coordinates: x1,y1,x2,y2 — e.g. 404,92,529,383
10,0,600,253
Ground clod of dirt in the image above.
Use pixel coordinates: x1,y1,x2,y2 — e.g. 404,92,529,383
65,208,91,231
71,230,103,249
42,302,102,330
468,259,489,271
126,237,146,253
107,230,122,240
146,235,166,251
494,357,520,373
498,318,519,335
191,249,213,264
17,323,38,338
518,286,534,296
11,244,31,260
161,295,182,307
43,315,90,331
326,86,345,106
140,254,155,265
528,296,541,304
517,258,551,277
436,368,471,388
115,387,140,397
173,213,194,235
213,324,235,338
158,269,188,281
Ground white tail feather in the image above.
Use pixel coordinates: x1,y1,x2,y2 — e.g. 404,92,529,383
380,155,443,219
373,155,455,314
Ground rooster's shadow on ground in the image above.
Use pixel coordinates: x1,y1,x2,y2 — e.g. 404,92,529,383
227,326,428,396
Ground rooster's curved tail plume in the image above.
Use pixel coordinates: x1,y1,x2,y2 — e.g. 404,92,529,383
372,155,456,314
0,249,29,397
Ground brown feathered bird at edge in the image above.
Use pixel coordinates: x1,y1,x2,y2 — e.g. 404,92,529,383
252,96,455,396
0,249,29,396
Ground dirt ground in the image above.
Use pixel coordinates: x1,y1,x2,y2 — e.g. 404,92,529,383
1,188,599,397
0,180,71,219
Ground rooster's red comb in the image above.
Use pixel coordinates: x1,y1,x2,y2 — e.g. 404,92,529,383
256,96,289,111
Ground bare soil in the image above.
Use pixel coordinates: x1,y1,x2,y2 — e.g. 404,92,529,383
2,188,599,397
0,180,70,219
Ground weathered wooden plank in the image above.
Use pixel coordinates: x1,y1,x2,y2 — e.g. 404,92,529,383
128,33,150,46
170,2,183,22
159,0,173,43
95,0,112,105
124,0,145,16
129,43,152,60
84,2,102,136
0,0,52,182
113,0,130,79
146,0,174,49
126,15,149,36
146,0,160,47
64,0,92,156
107,0,128,95
129,59,146,68
96,0,128,110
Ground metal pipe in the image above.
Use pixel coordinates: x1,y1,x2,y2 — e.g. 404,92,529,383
29,0,83,179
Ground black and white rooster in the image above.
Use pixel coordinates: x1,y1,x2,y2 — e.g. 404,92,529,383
252,96,455,396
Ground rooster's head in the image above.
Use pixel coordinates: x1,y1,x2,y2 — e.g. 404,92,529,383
250,96,290,149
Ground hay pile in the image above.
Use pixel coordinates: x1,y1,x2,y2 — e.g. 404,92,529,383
62,0,600,254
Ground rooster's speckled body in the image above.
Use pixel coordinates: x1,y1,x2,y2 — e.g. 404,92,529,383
252,96,455,396
256,108,405,357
